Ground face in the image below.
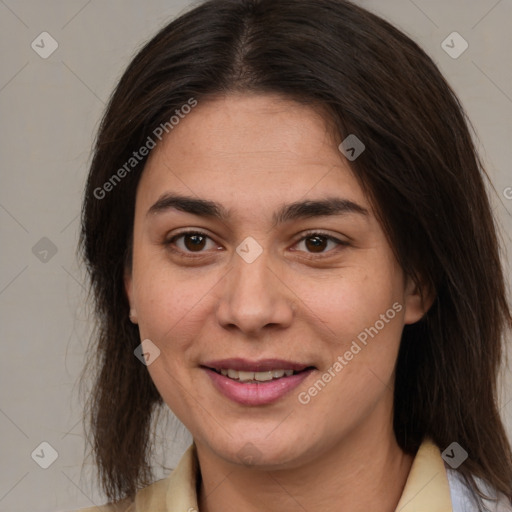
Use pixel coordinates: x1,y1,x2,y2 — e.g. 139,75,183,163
125,93,427,469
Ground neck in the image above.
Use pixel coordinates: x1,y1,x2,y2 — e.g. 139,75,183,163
196,405,413,512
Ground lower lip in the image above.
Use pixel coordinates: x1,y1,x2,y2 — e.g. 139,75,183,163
203,367,315,406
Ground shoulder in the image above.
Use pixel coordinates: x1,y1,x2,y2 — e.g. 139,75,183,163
68,473,172,512
67,496,134,512
68,497,134,512
446,468,512,512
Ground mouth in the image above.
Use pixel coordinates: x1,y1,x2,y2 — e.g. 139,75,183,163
201,358,315,381
206,367,313,383
200,358,317,405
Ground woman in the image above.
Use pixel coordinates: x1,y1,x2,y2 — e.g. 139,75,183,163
75,0,512,510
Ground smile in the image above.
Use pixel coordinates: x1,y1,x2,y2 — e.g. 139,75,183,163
201,359,316,405
213,368,296,382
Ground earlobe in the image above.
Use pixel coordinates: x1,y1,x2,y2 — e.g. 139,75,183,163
403,276,435,325
124,269,138,324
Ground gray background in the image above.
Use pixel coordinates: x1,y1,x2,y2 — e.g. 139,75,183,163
0,1,511,511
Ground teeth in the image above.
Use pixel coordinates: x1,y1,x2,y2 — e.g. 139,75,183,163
238,370,254,381
217,368,296,382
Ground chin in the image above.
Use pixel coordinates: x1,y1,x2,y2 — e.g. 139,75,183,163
207,433,315,470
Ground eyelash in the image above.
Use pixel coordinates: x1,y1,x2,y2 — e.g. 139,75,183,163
164,230,348,259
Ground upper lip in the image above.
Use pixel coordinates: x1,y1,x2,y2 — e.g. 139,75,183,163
201,358,314,372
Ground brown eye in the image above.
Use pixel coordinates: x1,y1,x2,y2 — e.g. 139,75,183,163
166,231,216,254
294,232,346,255
305,235,329,253
183,233,207,251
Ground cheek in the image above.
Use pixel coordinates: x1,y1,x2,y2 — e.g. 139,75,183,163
293,264,405,405
133,266,205,415
292,265,403,343
297,276,404,423
132,249,214,341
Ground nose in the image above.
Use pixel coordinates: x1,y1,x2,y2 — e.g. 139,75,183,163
215,246,295,336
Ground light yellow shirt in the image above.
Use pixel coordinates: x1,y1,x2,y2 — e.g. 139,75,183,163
74,438,453,511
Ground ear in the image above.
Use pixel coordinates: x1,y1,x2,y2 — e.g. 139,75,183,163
124,266,138,324
403,275,435,325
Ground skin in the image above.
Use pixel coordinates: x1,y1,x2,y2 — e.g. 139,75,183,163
125,93,433,512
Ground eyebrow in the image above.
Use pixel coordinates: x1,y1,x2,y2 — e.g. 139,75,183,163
147,193,369,226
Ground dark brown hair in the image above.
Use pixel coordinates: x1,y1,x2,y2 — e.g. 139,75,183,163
79,0,512,507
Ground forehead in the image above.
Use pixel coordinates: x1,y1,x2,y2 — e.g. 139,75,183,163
137,93,370,217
